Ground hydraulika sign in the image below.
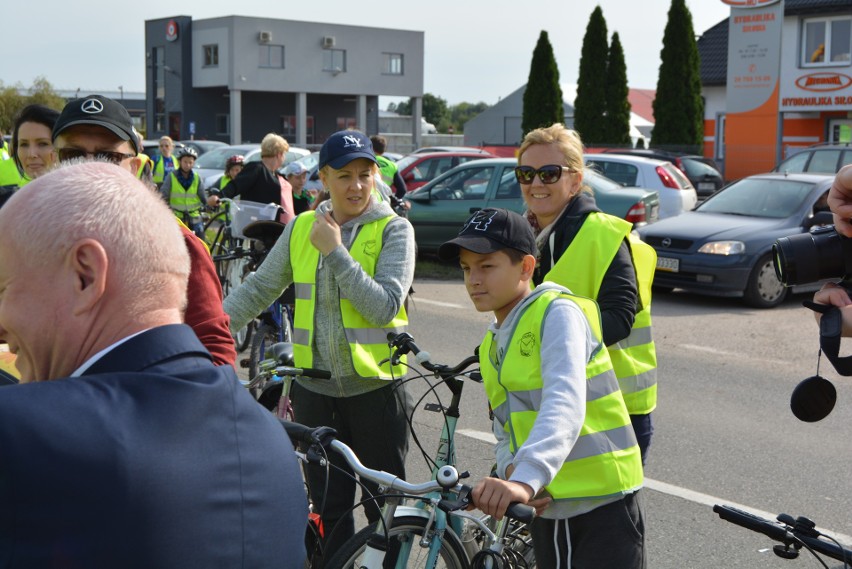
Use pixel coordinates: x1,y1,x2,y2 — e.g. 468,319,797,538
721,0,781,7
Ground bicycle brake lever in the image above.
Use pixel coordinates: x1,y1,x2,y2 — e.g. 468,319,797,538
437,485,473,513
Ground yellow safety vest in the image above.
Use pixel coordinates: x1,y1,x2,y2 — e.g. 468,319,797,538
480,289,643,501
0,157,21,188
153,155,178,184
167,171,203,215
219,175,232,189
137,152,154,180
289,211,408,379
544,212,658,415
376,155,397,186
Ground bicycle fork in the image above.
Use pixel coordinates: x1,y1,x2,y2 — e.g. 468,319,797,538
360,497,448,569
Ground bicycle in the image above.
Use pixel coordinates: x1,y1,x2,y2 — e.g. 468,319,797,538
291,331,536,568
714,504,852,567
281,420,536,569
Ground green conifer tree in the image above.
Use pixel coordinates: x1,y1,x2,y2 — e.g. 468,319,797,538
604,32,632,145
521,31,563,136
574,6,609,144
652,0,704,148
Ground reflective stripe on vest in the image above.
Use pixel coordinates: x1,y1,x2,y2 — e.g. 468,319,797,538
544,212,658,415
168,172,203,214
375,155,397,186
153,155,178,183
480,289,643,501
289,211,408,379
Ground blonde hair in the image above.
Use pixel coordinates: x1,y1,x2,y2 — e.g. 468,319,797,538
159,136,173,146
518,123,591,196
261,133,289,157
0,161,190,314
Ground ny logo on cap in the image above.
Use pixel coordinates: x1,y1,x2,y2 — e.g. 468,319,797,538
81,99,104,114
342,135,363,149
463,209,497,233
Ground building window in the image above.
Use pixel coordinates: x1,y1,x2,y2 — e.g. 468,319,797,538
323,49,346,73
281,115,316,144
259,44,285,68
802,16,852,65
203,44,219,67
382,53,404,75
336,117,357,130
216,114,230,136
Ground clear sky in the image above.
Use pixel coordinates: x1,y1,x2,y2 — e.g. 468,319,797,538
4,0,730,106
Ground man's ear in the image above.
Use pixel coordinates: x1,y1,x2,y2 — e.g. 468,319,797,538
129,155,143,177
521,254,536,280
67,239,108,316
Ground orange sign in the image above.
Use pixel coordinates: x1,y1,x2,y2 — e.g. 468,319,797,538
721,0,780,7
795,73,852,92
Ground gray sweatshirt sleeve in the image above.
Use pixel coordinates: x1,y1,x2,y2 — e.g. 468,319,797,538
508,299,594,495
223,221,296,333
160,174,172,203
322,217,415,325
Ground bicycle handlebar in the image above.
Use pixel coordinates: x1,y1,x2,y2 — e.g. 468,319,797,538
386,332,480,379
281,420,535,524
714,504,852,564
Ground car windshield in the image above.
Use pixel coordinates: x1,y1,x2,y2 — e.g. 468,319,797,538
697,178,814,218
584,170,622,191
294,152,319,170
195,147,238,169
396,155,419,170
681,158,720,178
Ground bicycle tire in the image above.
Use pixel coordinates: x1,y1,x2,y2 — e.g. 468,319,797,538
222,256,253,352
204,211,228,252
249,323,279,380
324,515,468,569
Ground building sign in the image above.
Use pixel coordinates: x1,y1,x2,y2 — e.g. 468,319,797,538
166,19,179,42
725,0,783,113
780,72,852,110
721,0,780,7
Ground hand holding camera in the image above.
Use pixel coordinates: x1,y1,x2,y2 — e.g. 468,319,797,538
827,164,852,238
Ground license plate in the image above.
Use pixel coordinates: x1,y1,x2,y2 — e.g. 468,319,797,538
657,257,680,273
698,182,715,191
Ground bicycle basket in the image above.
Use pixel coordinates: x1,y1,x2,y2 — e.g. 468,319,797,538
231,201,280,239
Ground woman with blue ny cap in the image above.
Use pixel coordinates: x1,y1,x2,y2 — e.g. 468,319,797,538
224,129,415,556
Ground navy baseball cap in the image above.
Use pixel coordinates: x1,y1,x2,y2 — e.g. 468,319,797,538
318,130,377,170
53,95,139,153
438,208,537,261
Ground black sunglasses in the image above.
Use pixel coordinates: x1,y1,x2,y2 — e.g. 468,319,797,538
58,148,137,166
514,164,575,185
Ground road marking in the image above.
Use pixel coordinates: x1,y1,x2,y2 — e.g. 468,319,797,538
416,298,466,309
455,428,852,544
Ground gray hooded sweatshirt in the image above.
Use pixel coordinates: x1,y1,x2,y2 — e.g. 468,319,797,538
224,196,415,397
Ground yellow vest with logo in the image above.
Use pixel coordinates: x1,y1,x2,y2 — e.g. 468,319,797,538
153,155,178,184
289,211,408,379
168,171,203,215
544,212,658,415
480,289,643,501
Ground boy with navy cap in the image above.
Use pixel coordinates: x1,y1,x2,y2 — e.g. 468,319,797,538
440,208,646,568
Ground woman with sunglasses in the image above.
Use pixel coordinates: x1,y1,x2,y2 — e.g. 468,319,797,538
516,123,657,463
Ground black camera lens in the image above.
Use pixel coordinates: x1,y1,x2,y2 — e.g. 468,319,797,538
773,226,846,286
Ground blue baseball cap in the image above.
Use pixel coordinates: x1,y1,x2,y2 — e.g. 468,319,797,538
318,130,377,170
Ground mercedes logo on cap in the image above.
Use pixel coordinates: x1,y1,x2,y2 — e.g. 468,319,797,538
81,99,104,114
662,237,672,248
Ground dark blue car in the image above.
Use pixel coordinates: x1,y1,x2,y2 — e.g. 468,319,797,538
636,173,835,308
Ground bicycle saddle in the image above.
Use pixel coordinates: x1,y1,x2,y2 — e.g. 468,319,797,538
242,219,286,250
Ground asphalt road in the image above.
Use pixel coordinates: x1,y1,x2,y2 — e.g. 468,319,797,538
399,279,852,569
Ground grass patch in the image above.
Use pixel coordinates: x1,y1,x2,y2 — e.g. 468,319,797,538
414,255,463,280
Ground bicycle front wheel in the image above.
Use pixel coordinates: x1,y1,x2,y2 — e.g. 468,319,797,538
249,323,279,380
325,515,468,569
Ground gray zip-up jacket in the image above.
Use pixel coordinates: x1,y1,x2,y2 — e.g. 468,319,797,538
224,197,415,397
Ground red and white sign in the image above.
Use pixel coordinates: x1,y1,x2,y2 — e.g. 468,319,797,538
166,19,179,42
795,73,852,92
721,0,780,7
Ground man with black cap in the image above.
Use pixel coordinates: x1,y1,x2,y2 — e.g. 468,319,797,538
438,208,646,569
52,95,236,367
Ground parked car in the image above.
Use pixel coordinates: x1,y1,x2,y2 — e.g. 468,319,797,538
636,172,834,308
411,146,491,154
601,148,724,198
396,151,494,192
585,154,698,219
383,152,404,162
405,158,660,254
179,140,227,157
773,143,852,174
194,144,260,188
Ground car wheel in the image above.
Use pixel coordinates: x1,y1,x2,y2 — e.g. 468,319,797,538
743,254,787,308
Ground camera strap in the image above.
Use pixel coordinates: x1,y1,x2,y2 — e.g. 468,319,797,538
803,300,852,376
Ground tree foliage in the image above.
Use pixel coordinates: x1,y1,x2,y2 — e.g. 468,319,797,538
574,6,609,144
652,0,704,147
0,77,65,133
604,32,632,145
386,95,490,133
521,30,563,137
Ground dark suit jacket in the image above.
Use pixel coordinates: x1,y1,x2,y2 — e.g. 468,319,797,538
0,324,307,568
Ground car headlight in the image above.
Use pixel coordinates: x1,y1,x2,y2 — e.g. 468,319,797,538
697,241,745,255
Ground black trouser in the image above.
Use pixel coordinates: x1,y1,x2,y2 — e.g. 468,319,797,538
292,381,412,563
631,412,654,465
530,490,646,569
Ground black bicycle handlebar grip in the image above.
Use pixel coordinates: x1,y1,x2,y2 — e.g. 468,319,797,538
279,420,316,444
300,367,332,380
713,505,793,543
506,502,536,524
